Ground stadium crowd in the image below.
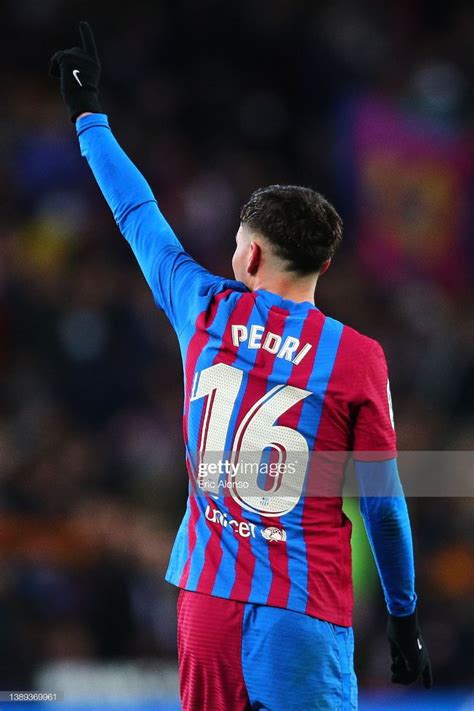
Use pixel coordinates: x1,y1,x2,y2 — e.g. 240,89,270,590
0,0,473,692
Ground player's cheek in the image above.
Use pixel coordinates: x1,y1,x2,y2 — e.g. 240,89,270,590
231,249,240,278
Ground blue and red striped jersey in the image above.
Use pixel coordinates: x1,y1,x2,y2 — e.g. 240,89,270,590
77,114,399,627
163,280,396,626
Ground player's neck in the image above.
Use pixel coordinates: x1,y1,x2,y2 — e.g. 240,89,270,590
251,273,318,305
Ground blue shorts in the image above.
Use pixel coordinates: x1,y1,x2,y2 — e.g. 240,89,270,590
178,590,358,710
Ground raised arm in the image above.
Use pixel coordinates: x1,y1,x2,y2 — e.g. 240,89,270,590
50,22,182,292
75,112,182,292
50,22,241,334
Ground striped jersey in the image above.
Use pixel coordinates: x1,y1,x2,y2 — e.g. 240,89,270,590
76,113,397,627
161,257,396,627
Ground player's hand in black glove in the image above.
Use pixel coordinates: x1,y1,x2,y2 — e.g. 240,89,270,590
387,609,433,688
49,21,102,122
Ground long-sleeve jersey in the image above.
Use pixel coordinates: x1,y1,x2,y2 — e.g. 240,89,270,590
76,113,417,626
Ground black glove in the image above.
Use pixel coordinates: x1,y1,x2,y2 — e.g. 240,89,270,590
387,609,433,688
49,21,102,122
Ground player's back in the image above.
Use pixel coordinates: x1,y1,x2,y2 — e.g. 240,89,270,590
166,286,396,626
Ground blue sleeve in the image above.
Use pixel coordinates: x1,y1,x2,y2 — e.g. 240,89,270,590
355,458,417,616
76,113,238,335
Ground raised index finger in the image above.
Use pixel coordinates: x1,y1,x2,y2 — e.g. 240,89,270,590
79,21,98,58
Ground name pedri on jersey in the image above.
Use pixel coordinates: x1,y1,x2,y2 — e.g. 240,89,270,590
76,114,397,628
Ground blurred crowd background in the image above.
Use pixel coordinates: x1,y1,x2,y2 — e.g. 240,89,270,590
0,0,473,702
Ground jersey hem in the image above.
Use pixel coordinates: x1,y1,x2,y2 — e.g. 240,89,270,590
165,578,352,628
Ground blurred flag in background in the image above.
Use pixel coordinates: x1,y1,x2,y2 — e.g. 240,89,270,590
350,97,473,295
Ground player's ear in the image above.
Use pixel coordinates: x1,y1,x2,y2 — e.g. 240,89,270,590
247,241,261,276
319,258,331,276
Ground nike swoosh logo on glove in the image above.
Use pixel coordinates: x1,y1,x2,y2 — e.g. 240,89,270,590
72,69,82,86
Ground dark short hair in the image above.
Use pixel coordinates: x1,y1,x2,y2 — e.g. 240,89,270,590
240,185,343,275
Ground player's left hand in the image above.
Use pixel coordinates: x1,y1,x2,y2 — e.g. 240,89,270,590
387,609,433,688
49,21,102,122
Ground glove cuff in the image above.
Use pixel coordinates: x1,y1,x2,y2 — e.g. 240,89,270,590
387,609,419,641
69,91,102,123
